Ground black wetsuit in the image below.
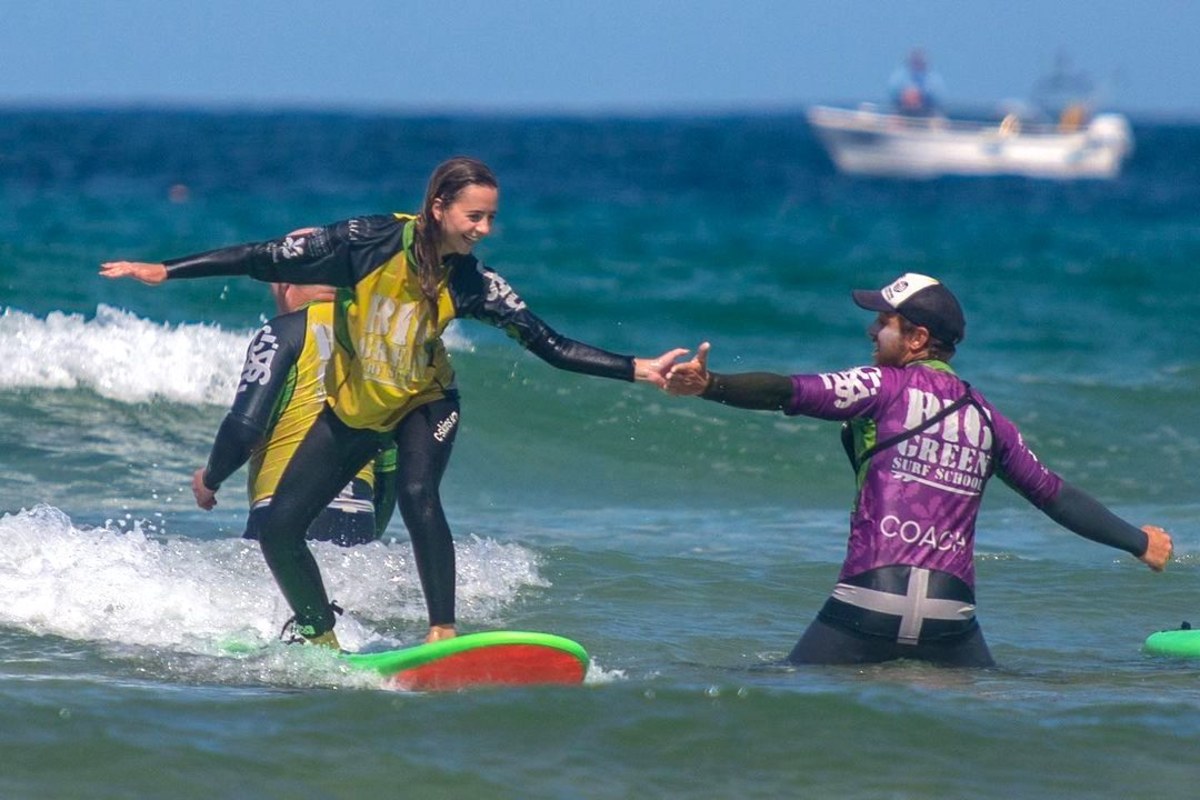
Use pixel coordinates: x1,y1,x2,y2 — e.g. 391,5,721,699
204,303,395,547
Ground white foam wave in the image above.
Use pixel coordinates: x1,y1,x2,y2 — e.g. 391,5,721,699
0,306,475,407
0,505,545,655
0,305,248,405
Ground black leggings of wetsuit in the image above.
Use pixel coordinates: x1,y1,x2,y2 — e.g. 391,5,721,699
243,477,377,547
258,396,460,636
787,615,995,668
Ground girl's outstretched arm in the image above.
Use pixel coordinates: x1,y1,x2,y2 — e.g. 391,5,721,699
99,261,168,285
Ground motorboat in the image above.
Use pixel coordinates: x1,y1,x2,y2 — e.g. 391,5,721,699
806,104,1134,180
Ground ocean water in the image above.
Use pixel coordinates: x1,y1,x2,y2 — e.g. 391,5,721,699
1,108,1198,799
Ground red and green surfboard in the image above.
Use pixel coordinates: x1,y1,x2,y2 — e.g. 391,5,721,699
340,630,589,691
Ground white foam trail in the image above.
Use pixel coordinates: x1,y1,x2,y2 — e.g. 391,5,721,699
0,306,474,407
0,505,544,654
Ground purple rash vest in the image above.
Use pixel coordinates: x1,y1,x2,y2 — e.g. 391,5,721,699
786,362,1062,589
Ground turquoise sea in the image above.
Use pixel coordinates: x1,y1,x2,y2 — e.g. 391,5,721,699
1,108,1198,799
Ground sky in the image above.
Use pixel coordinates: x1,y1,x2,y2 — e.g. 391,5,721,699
2,1,1198,118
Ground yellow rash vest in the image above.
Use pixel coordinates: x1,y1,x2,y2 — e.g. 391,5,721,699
165,214,636,433
202,301,377,507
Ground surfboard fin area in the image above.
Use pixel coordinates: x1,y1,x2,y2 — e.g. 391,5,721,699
339,630,590,691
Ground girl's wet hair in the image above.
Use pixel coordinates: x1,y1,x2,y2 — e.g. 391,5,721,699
412,157,498,314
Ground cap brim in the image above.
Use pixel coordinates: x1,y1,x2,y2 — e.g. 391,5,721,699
851,289,893,312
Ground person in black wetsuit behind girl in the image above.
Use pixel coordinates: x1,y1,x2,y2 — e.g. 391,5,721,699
193,281,397,547
102,156,686,649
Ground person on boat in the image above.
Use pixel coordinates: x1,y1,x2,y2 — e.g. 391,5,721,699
664,273,1173,667
1057,102,1089,133
888,48,945,116
101,156,687,649
192,281,397,547
1031,50,1095,131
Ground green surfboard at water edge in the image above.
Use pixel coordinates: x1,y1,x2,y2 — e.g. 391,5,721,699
339,630,590,691
1143,625,1200,658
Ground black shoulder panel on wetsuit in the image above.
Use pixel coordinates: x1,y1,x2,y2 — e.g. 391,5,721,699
204,309,307,489
448,257,635,381
165,214,405,288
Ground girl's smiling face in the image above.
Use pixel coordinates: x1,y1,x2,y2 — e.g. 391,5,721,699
433,183,498,257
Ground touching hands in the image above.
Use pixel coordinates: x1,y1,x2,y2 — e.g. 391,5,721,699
634,348,690,389
665,342,712,396
1140,524,1173,572
99,261,168,285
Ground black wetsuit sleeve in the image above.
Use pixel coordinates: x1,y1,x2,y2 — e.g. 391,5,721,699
448,258,635,381
163,215,406,287
203,311,306,490
699,371,793,410
1038,481,1149,557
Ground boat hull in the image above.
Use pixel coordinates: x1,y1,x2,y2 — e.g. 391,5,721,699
807,106,1133,179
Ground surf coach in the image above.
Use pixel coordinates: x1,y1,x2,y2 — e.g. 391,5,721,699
665,273,1172,667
